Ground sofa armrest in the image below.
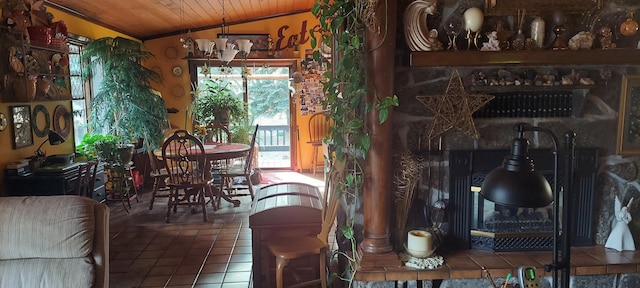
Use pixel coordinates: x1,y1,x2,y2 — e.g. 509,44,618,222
93,201,109,288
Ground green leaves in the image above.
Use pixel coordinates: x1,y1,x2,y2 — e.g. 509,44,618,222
377,95,399,123
82,37,168,150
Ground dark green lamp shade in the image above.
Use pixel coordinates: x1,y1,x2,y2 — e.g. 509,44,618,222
480,137,554,208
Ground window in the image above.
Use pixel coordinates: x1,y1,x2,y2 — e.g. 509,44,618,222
67,35,92,147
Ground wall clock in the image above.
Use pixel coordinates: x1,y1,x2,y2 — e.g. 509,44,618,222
172,66,183,76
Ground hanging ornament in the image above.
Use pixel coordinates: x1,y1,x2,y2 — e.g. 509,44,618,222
620,12,638,36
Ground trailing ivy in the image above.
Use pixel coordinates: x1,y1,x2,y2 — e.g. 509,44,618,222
311,0,398,286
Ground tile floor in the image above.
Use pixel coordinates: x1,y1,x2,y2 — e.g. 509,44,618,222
108,172,324,288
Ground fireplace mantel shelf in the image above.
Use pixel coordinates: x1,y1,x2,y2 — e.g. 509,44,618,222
409,49,640,67
355,246,640,282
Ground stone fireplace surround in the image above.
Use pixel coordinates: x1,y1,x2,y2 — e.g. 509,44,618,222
353,64,640,286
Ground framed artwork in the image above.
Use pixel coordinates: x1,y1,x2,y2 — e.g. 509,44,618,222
10,105,33,149
617,75,640,155
218,34,270,51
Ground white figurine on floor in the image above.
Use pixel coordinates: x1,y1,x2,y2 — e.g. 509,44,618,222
605,196,636,251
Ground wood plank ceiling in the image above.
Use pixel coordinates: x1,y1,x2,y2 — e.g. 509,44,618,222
44,0,317,40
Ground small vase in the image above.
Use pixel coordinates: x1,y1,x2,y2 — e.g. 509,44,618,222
511,30,525,51
530,17,545,48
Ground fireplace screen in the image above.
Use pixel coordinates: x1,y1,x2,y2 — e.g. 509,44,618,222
447,148,598,252
469,180,556,252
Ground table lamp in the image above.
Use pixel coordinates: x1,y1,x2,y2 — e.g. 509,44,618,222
35,130,66,158
480,123,575,288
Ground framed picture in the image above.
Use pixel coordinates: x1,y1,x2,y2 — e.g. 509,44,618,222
10,105,33,149
218,34,270,51
617,75,640,155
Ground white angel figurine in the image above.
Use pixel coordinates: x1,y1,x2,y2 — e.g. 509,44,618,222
605,196,635,251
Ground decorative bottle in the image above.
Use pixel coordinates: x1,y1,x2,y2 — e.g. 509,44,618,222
530,17,545,48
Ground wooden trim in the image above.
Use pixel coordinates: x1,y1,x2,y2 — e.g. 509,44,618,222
355,245,640,281
409,49,640,67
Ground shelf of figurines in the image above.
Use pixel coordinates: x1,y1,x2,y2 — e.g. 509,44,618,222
409,48,640,67
2,75,72,103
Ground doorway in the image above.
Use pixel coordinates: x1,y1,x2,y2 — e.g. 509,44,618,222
190,59,297,170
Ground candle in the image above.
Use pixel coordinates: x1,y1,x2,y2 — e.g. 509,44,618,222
407,230,433,256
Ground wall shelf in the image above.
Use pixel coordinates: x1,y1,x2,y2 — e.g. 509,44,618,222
409,49,640,67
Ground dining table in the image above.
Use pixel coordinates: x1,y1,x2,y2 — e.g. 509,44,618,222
154,142,252,208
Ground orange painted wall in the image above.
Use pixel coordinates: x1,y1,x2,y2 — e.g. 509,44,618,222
143,12,323,172
0,7,323,190
0,7,134,195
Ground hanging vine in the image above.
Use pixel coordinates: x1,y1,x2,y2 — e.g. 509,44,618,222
310,0,398,286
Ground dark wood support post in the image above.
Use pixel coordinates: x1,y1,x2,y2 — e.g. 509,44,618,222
359,0,397,255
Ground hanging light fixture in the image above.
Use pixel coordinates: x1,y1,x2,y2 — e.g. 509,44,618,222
209,0,251,64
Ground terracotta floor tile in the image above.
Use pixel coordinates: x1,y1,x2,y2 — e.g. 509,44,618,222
109,174,325,287
229,253,253,263
226,262,253,272
167,274,197,285
156,257,184,266
201,263,228,274
195,273,225,284
139,275,170,287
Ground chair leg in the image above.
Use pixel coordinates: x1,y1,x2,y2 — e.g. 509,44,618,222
199,189,208,222
166,188,176,223
320,248,327,288
311,145,319,176
275,257,290,288
246,175,254,201
149,178,159,210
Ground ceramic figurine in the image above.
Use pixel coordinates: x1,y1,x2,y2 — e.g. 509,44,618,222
599,26,616,49
480,31,501,51
605,196,635,252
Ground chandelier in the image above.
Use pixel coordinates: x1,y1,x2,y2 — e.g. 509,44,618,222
195,0,252,64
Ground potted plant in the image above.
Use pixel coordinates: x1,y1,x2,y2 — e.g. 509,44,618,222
82,37,169,151
192,78,247,125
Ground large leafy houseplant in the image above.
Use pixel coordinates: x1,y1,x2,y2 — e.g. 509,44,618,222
192,78,247,125
82,37,169,150
311,0,398,286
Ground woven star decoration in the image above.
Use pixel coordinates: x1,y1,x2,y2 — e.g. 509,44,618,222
416,69,494,140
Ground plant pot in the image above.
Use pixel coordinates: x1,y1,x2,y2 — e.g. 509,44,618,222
214,109,231,124
117,144,135,165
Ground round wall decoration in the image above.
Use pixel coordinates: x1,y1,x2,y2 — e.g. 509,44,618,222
0,113,7,131
171,85,185,98
165,47,178,59
172,66,183,76
53,105,70,139
32,104,50,138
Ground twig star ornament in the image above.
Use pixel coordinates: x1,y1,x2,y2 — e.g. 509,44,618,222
416,70,494,140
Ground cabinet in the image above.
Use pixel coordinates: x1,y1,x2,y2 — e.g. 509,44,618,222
4,162,106,203
0,26,71,102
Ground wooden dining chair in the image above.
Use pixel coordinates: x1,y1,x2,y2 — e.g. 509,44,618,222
214,124,259,209
205,121,231,143
74,161,99,198
307,111,332,176
161,130,211,223
147,152,171,210
267,165,343,288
